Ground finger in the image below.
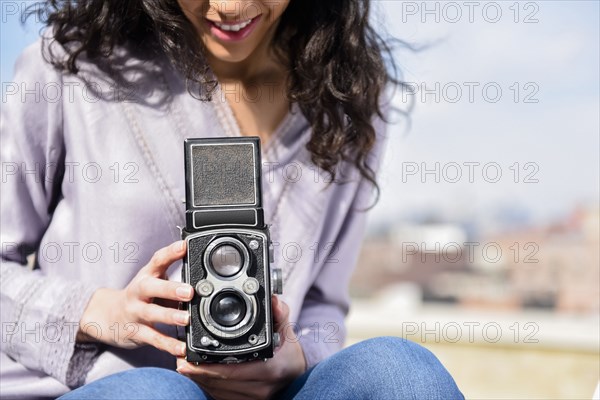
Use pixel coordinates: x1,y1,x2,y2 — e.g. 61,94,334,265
145,241,187,276
135,325,186,357
179,362,280,399
137,276,194,302
176,357,189,373
140,303,189,326
201,384,254,400
178,368,269,400
187,359,276,382
203,387,267,400
273,296,290,332
177,359,225,379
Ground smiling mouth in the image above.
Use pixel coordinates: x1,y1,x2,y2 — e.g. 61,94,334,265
205,15,262,40
212,18,254,32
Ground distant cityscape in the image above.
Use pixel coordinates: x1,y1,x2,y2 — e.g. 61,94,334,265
352,205,600,315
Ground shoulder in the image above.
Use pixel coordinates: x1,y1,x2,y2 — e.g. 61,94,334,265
12,29,164,89
14,39,44,71
12,30,67,83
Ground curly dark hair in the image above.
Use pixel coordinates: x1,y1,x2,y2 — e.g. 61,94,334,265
26,0,404,197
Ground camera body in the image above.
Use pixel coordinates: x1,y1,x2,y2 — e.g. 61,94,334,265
181,137,282,364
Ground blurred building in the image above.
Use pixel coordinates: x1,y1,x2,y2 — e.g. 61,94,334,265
499,206,600,314
352,206,600,314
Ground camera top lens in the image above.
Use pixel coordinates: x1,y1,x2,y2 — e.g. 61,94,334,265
210,291,247,328
210,244,243,277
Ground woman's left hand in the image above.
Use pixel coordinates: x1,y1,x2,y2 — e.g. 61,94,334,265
176,296,307,400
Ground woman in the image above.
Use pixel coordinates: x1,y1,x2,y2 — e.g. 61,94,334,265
0,0,463,398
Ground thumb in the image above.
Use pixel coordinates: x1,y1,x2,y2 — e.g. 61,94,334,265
272,295,290,333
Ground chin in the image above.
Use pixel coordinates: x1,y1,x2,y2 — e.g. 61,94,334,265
215,53,251,64
205,44,255,65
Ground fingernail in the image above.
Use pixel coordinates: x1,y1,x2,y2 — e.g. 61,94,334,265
174,312,189,325
177,366,188,374
176,360,188,373
179,342,187,355
172,240,185,252
177,365,192,375
176,285,193,299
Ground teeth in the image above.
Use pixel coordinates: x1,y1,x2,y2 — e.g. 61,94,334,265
215,19,252,32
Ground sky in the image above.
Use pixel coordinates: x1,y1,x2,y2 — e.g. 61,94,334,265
371,1,600,231
1,1,599,233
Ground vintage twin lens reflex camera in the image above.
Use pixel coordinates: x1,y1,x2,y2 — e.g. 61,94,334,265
181,137,283,363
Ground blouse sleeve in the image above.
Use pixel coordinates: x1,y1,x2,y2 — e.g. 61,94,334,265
0,41,101,387
296,104,390,369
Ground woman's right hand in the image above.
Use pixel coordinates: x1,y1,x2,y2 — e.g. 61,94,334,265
77,240,193,358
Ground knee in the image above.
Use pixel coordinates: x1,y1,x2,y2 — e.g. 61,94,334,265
365,337,462,398
124,368,207,399
342,336,440,367
62,367,206,400
357,336,446,369
318,337,463,399
115,367,202,395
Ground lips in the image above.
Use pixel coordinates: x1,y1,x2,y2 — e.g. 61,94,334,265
213,18,253,32
205,15,262,42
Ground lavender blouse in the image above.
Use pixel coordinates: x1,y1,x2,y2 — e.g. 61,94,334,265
0,37,387,398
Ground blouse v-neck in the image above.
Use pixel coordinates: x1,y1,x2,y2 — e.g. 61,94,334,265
210,81,301,159
157,53,307,163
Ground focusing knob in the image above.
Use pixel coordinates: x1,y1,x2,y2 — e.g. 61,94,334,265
271,268,283,295
273,332,281,347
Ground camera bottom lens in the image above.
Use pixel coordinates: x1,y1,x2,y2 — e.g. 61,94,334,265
210,291,247,327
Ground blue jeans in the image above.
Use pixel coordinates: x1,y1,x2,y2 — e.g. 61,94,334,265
60,337,464,399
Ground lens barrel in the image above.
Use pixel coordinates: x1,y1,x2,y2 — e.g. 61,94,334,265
210,291,247,328
210,244,243,277
205,237,248,279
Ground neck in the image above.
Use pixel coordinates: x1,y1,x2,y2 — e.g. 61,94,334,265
207,34,286,85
